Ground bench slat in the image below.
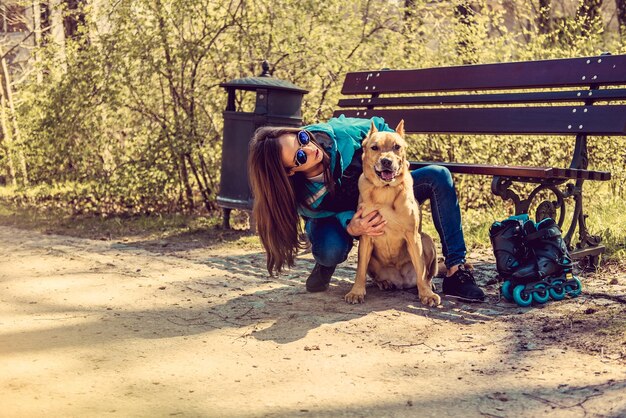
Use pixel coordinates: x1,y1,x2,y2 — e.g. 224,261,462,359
408,162,611,181
338,56,616,258
334,105,626,135
337,88,626,108
341,54,626,94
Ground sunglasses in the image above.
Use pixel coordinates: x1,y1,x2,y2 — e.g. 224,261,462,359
293,130,312,167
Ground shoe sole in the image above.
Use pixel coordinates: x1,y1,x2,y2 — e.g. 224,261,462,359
306,284,329,293
443,293,486,303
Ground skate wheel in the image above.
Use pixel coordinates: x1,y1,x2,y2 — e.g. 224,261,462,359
548,280,566,301
512,285,533,307
532,283,550,304
501,281,513,301
564,277,583,297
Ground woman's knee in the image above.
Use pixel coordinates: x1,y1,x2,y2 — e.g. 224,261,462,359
312,241,352,266
412,164,457,204
307,218,353,266
423,165,454,187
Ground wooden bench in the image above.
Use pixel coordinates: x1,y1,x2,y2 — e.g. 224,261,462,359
334,53,626,270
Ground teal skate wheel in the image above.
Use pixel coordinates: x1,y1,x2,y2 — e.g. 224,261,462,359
548,280,566,301
564,277,583,297
501,281,513,301
531,283,550,304
512,285,533,307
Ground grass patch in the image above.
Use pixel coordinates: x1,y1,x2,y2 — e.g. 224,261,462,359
0,199,206,239
0,192,262,252
585,197,626,261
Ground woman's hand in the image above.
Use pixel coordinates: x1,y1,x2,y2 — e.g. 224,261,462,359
346,208,386,237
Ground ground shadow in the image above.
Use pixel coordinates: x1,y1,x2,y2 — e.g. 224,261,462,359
0,250,526,355
193,253,512,341
252,379,626,417
4,238,616,355
123,225,256,255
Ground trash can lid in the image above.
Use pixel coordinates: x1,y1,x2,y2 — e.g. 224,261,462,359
220,61,308,93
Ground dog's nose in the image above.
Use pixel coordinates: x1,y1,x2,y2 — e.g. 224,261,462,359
380,158,393,168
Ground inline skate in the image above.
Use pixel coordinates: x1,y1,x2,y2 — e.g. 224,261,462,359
490,214,582,307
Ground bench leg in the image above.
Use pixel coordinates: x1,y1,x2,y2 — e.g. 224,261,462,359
492,176,566,225
569,192,604,273
563,181,604,268
222,208,231,229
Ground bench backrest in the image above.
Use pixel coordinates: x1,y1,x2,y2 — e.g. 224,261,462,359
334,54,626,136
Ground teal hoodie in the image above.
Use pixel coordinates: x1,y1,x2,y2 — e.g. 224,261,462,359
298,115,393,228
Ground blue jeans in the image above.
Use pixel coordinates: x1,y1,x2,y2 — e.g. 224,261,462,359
305,165,467,269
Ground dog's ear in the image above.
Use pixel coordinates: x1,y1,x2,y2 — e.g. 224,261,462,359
363,120,378,147
368,120,378,136
395,120,405,137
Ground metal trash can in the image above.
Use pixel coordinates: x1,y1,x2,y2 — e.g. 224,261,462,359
217,61,308,229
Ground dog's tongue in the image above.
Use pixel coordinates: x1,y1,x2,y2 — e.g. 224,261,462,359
380,170,395,181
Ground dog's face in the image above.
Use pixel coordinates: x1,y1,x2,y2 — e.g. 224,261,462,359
362,120,408,185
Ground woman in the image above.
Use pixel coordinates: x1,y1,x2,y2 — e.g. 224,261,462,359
248,115,484,302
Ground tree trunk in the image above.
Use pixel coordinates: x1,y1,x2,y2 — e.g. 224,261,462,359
154,0,194,211
404,0,417,21
455,2,477,64
0,95,17,186
63,0,87,40
179,154,194,211
577,0,603,35
0,56,28,185
537,0,552,34
32,1,43,83
617,0,626,37
186,153,213,212
49,0,67,70
88,0,111,44
0,44,14,184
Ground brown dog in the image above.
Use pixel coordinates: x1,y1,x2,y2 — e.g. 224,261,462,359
344,120,441,307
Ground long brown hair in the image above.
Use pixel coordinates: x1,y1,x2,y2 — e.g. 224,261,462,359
248,126,332,275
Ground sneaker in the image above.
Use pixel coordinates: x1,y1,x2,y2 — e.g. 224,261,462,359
442,264,485,302
305,263,336,292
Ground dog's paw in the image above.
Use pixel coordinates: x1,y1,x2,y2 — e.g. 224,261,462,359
344,288,366,304
419,291,441,307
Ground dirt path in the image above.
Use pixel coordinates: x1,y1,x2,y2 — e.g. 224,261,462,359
1,225,625,417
